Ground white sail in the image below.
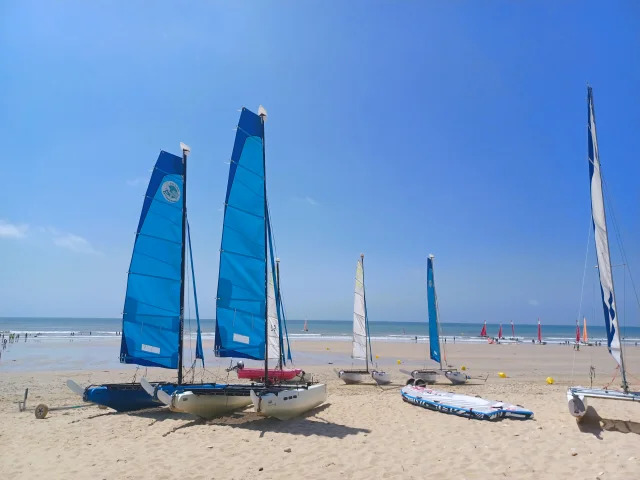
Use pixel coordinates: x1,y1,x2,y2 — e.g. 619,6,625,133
267,269,280,361
588,87,623,369
352,258,367,360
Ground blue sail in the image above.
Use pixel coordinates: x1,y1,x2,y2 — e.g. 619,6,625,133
120,151,184,369
187,220,204,366
427,256,441,365
215,108,267,360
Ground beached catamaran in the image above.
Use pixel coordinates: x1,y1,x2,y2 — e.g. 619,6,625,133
67,145,218,412
402,255,467,385
567,87,640,418
338,254,391,385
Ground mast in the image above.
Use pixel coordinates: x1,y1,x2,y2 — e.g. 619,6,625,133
259,106,269,385
361,253,369,372
587,86,628,392
276,257,282,370
177,142,190,385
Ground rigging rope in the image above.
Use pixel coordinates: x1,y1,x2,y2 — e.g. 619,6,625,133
570,214,593,383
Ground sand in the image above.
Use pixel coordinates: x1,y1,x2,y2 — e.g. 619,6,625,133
1,341,640,479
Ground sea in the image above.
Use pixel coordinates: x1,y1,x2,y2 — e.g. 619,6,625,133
1,317,639,345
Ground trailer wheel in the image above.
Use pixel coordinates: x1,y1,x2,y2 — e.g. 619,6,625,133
35,404,49,419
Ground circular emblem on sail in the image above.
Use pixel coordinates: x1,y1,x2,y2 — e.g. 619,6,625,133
161,181,181,203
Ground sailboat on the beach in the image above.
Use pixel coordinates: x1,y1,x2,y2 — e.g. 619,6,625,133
497,324,503,340
67,145,222,412
402,255,468,385
303,318,309,332
337,254,391,385
536,318,547,345
567,87,640,419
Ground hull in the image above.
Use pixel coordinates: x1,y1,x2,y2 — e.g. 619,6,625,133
251,384,327,420
444,371,468,385
337,370,369,384
82,382,178,412
237,368,304,382
170,390,252,419
567,387,640,419
372,370,392,385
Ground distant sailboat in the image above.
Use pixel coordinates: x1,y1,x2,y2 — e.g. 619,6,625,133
303,318,309,332
567,87,640,418
575,319,581,344
511,321,515,339
337,254,391,385
402,255,468,385
582,317,591,345
497,324,503,340
479,321,487,337
537,319,544,344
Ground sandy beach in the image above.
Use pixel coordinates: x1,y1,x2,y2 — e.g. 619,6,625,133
2,340,640,480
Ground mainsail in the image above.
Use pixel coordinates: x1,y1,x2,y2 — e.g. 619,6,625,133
215,108,268,360
575,319,581,343
426,255,441,365
352,256,368,360
498,324,503,339
479,321,487,337
511,321,515,338
120,151,186,369
537,319,542,343
587,86,626,380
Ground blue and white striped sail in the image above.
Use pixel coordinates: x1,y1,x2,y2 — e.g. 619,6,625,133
588,86,624,369
120,151,184,369
215,108,268,360
187,220,204,366
427,255,441,365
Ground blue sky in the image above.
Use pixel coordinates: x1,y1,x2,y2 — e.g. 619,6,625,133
1,1,639,325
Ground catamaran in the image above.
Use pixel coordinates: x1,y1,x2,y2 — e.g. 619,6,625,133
567,87,640,419
402,255,467,385
337,254,391,385
479,321,488,337
67,145,222,412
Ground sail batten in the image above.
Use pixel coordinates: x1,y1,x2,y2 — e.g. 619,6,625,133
120,151,184,369
587,86,626,380
427,256,441,365
215,108,267,361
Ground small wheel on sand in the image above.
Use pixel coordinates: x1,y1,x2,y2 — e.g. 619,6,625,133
405,378,415,386
414,379,426,387
35,404,49,419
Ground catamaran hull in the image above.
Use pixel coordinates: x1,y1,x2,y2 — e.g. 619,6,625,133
250,384,327,420
405,370,438,385
337,370,368,384
170,391,252,419
567,387,640,419
71,382,178,412
371,370,392,385
444,371,468,385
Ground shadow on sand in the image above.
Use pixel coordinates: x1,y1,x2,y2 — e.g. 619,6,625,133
205,403,371,439
578,406,640,439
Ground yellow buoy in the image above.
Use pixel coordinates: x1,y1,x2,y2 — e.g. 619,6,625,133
461,365,467,371
546,377,555,385
375,355,379,359
326,347,329,350
397,360,402,365
498,372,507,378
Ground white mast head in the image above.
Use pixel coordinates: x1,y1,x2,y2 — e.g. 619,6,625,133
258,105,268,121
360,253,364,259
428,254,435,259
180,142,191,155
276,257,280,263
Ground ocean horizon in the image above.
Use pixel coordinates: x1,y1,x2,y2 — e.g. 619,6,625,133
2,317,639,344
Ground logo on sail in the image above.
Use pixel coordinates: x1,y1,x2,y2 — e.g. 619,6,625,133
161,181,181,203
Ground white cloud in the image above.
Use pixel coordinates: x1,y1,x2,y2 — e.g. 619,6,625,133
305,196,318,206
0,220,28,239
528,299,539,306
126,177,148,187
44,227,102,255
